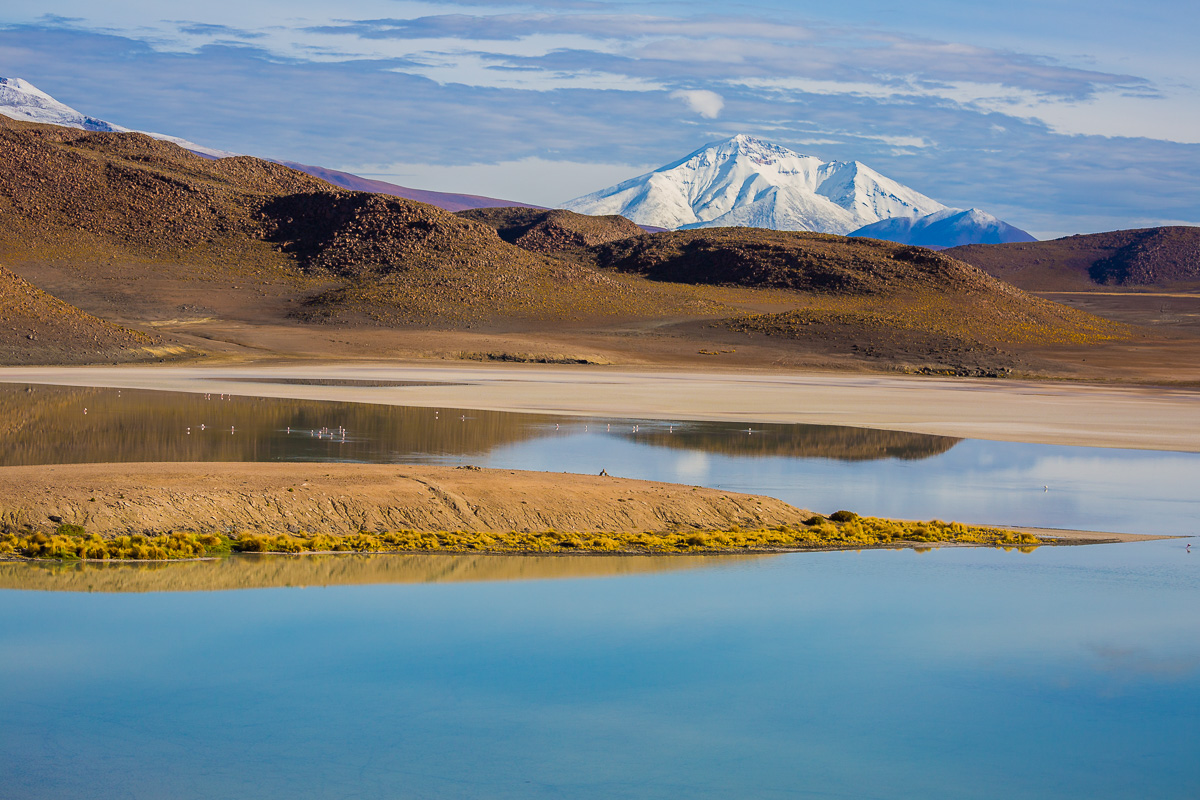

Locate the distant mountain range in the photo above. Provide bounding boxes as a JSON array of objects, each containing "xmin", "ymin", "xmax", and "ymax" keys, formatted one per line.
[
  {"xmin": 850, "ymin": 208, "xmax": 1037, "ymax": 249},
  {"xmin": 0, "ymin": 77, "xmax": 533, "ymax": 213},
  {"xmin": 563, "ymin": 135, "xmax": 1035, "ymax": 246},
  {"xmin": 0, "ymin": 112, "xmax": 1134, "ymax": 374},
  {"xmin": 276, "ymin": 161, "xmax": 543, "ymax": 213}
]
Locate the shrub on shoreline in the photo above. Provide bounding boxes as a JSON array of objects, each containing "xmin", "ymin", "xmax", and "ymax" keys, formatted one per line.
[{"xmin": 0, "ymin": 516, "xmax": 1044, "ymax": 561}]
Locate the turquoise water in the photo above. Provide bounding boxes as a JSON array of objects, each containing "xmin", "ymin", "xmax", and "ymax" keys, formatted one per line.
[
  {"xmin": 1, "ymin": 383, "xmax": 1198, "ymax": 798},
  {"xmin": 2, "ymin": 540, "xmax": 1197, "ymax": 799}
]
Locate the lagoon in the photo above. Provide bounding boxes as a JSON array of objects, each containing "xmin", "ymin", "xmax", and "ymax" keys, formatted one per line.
[
  {"xmin": 1, "ymin": 541, "xmax": 1197, "ymax": 799},
  {"xmin": 1, "ymin": 383, "xmax": 1197, "ymax": 535},
  {"xmin": 1, "ymin": 383, "xmax": 1198, "ymax": 798}
]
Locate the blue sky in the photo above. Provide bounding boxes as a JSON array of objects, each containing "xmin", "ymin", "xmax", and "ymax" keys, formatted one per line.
[{"xmin": 2, "ymin": 0, "xmax": 1197, "ymax": 237}]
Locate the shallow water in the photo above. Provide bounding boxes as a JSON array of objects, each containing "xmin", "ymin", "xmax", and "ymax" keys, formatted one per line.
[
  {"xmin": 1, "ymin": 541, "xmax": 1197, "ymax": 799},
  {"xmin": 1, "ymin": 383, "xmax": 1198, "ymax": 798},
  {"xmin": 1, "ymin": 383, "xmax": 1198, "ymax": 534}
]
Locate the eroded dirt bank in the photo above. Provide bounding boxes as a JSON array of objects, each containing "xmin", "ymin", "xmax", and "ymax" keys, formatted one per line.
[{"xmin": 0, "ymin": 462, "xmax": 813, "ymax": 537}]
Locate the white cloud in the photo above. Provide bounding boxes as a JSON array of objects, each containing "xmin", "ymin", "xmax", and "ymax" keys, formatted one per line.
[{"xmin": 670, "ymin": 89, "xmax": 724, "ymax": 119}]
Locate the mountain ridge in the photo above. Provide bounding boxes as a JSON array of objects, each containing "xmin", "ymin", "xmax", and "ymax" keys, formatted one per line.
[
  {"xmin": 946, "ymin": 227, "xmax": 1200, "ymax": 290},
  {"xmin": 563, "ymin": 135, "xmax": 947, "ymax": 235},
  {"xmin": 851, "ymin": 208, "xmax": 1036, "ymax": 249},
  {"xmin": 279, "ymin": 161, "xmax": 545, "ymax": 213}
]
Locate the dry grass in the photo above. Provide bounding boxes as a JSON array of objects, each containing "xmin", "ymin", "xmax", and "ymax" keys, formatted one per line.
[
  {"xmin": 725, "ymin": 290, "xmax": 1131, "ymax": 348},
  {"xmin": 0, "ymin": 516, "xmax": 1046, "ymax": 560}
]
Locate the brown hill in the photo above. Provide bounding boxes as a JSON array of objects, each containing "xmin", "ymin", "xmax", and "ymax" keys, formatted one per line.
[
  {"xmin": 594, "ymin": 229, "xmax": 1002, "ymax": 293},
  {"xmin": 0, "ymin": 117, "xmax": 710, "ymax": 330},
  {"xmin": 0, "ymin": 117, "xmax": 326, "ymax": 259},
  {"xmin": 0, "ymin": 263, "xmax": 164, "ymax": 364},
  {"xmin": 0, "ymin": 117, "xmax": 1143, "ymax": 376},
  {"xmin": 587, "ymin": 229, "xmax": 1131, "ymax": 372},
  {"xmin": 945, "ymin": 227, "xmax": 1200, "ymax": 291},
  {"xmin": 457, "ymin": 207, "xmax": 643, "ymax": 254}
]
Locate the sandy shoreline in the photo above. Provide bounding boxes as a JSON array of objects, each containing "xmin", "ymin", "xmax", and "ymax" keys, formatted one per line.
[
  {"xmin": 1, "ymin": 361, "xmax": 1199, "ymax": 452},
  {"xmin": 0, "ymin": 463, "xmax": 1166, "ymax": 558}
]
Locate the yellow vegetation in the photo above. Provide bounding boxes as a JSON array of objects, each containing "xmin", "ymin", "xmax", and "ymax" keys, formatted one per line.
[{"xmin": 0, "ymin": 516, "xmax": 1045, "ymax": 561}]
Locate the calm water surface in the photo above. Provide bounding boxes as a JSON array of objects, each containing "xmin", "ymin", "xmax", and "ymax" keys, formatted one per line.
[
  {"xmin": 1, "ymin": 542, "xmax": 1197, "ymax": 799},
  {"xmin": 1, "ymin": 382, "xmax": 1197, "ymax": 798},
  {"xmin": 1, "ymin": 383, "xmax": 1197, "ymax": 534}
]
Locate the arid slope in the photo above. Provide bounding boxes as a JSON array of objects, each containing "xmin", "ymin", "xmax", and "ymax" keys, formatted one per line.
[
  {"xmin": 0, "ymin": 117, "xmax": 715, "ymax": 329},
  {"xmin": 0, "ymin": 117, "xmax": 1148, "ymax": 375},
  {"xmin": 458, "ymin": 207, "xmax": 643, "ymax": 254},
  {"xmin": 0, "ymin": 263, "xmax": 164, "ymax": 364},
  {"xmin": 946, "ymin": 227, "xmax": 1200, "ymax": 291},
  {"xmin": 590, "ymin": 229, "xmax": 1131, "ymax": 373}
]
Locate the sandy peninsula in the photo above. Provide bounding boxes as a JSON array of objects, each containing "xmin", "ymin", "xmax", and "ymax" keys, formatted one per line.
[
  {"xmin": 0, "ymin": 463, "xmax": 1160, "ymax": 563},
  {"xmin": 0, "ymin": 462, "xmax": 814, "ymax": 537}
]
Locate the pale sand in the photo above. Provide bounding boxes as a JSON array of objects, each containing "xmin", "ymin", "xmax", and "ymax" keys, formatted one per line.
[
  {"xmin": 1008, "ymin": 526, "xmax": 1178, "ymax": 543},
  {"xmin": 2, "ymin": 362, "xmax": 1199, "ymax": 451}
]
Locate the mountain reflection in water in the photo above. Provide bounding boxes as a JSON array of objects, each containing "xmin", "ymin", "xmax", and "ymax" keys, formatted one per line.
[
  {"xmin": 0, "ymin": 383, "xmax": 959, "ymax": 466},
  {"xmin": 619, "ymin": 425, "xmax": 959, "ymax": 461}
]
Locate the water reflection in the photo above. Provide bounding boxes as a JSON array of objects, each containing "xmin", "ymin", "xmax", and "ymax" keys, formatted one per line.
[
  {"xmin": 0, "ymin": 542, "xmax": 1196, "ymax": 800},
  {"xmin": 0, "ymin": 383, "xmax": 958, "ymax": 466},
  {"xmin": 619, "ymin": 423, "xmax": 958, "ymax": 460},
  {"xmin": 0, "ymin": 552, "xmax": 768, "ymax": 593},
  {"xmin": 0, "ymin": 384, "xmax": 559, "ymax": 465},
  {"xmin": 4, "ymin": 383, "xmax": 1199, "ymax": 535}
]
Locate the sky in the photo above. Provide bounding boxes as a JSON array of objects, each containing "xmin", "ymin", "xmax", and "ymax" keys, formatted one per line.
[{"xmin": 1, "ymin": 0, "xmax": 1198, "ymax": 237}]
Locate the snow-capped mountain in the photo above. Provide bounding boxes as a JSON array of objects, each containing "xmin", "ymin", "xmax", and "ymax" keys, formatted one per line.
[
  {"xmin": 0, "ymin": 77, "xmax": 122, "ymax": 131},
  {"xmin": 849, "ymin": 208, "xmax": 1036, "ymax": 249},
  {"xmin": 0, "ymin": 77, "xmax": 237, "ymax": 158},
  {"xmin": 562, "ymin": 135, "xmax": 947, "ymax": 235}
]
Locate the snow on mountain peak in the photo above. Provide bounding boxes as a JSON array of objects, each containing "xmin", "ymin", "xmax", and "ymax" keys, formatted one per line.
[
  {"xmin": 0, "ymin": 76, "xmax": 125, "ymax": 132},
  {"xmin": 849, "ymin": 207, "xmax": 1036, "ymax": 248},
  {"xmin": 0, "ymin": 76, "xmax": 238, "ymax": 158},
  {"xmin": 562, "ymin": 135, "xmax": 946, "ymax": 235}
]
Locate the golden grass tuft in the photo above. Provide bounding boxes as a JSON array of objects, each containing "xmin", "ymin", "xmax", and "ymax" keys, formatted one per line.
[{"xmin": 0, "ymin": 517, "xmax": 1045, "ymax": 561}]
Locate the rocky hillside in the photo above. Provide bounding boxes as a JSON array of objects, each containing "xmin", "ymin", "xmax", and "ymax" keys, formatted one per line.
[
  {"xmin": 0, "ymin": 117, "xmax": 323, "ymax": 258},
  {"xmin": 946, "ymin": 227, "xmax": 1200, "ymax": 290},
  {"xmin": 0, "ymin": 116, "xmax": 1136, "ymax": 373},
  {"xmin": 589, "ymin": 228, "xmax": 1131, "ymax": 354},
  {"xmin": 457, "ymin": 207, "xmax": 643, "ymax": 254},
  {"xmin": 0, "ymin": 117, "xmax": 685, "ymax": 327},
  {"xmin": 593, "ymin": 229, "xmax": 1016, "ymax": 294}
]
